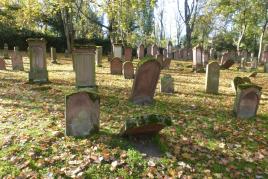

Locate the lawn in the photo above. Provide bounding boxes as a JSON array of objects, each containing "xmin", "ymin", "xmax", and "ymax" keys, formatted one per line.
[{"xmin": 0, "ymin": 53, "xmax": 268, "ymax": 178}]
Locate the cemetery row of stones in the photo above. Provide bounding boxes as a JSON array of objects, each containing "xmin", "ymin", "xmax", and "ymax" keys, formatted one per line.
[{"xmin": 0, "ymin": 38, "xmax": 265, "ymax": 138}]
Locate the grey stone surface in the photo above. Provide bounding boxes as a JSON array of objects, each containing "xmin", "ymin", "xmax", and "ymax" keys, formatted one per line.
[
  {"xmin": 205, "ymin": 62, "xmax": 220, "ymax": 94},
  {"xmin": 11, "ymin": 48, "xmax": 24, "ymax": 71},
  {"xmin": 51, "ymin": 47, "xmax": 57, "ymax": 63},
  {"xmin": 160, "ymin": 74, "xmax": 174, "ymax": 93}
]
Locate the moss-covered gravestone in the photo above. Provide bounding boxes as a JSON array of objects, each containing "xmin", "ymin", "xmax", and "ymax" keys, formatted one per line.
[
  {"xmin": 65, "ymin": 91, "xmax": 100, "ymax": 136},
  {"xmin": 0, "ymin": 58, "xmax": 6, "ymax": 70},
  {"xmin": 120, "ymin": 114, "xmax": 172, "ymax": 137},
  {"xmin": 50, "ymin": 47, "xmax": 57, "ymax": 64},
  {"xmin": 234, "ymin": 84, "xmax": 262, "ymax": 119},
  {"xmin": 130, "ymin": 58, "xmax": 161, "ymax": 105},
  {"xmin": 160, "ymin": 74, "xmax": 174, "ymax": 93},
  {"xmin": 27, "ymin": 38, "xmax": 48, "ymax": 83},
  {"xmin": 123, "ymin": 61, "xmax": 134, "ymax": 79},
  {"xmin": 124, "ymin": 47, "xmax": 132, "ymax": 61},
  {"xmin": 205, "ymin": 62, "xmax": 220, "ymax": 94},
  {"xmin": 11, "ymin": 47, "xmax": 24, "ymax": 71},
  {"xmin": 231, "ymin": 76, "xmax": 251, "ymax": 93},
  {"xmin": 137, "ymin": 44, "xmax": 144, "ymax": 59},
  {"xmin": 72, "ymin": 45, "xmax": 96, "ymax": 88},
  {"xmin": 95, "ymin": 46, "xmax": 103, "ymax": 67},
  {"xmin": 3, "ymin": 43, "xmax": 9, "ymax": 59},
  {"xmin": 110, "ymin": 57, "xmax": 122, "ymax": 75}
]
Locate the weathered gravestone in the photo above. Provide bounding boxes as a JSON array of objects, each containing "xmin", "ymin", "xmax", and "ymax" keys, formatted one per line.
[
  {"xmin": 50, "ymin": 47, "xmax": 57, "ymax": 64},
  {"xmin": 110, "ymin": 57, "xmax": 122, "ymax": 75},
  {"xmin": 0, "ymin": 58, "xmax": 6, "ymax": 70},
  {"xmin": 65, "ymin": 91, "xmax": 100, "ymax": 136},
  {"xmin": 220, "ymin": 59, "xmax": 235, "ymax": 70},
  {"xmin": 3, "ymin": 43, "xmax": 9, "ymax": 59},
  {"xmin": 167, "ymin": 41, "xmax": 173, "ymax": 58},
  {"xmin": 11, "ymin": 47, "xmax": 24, "ymax": 71},
  {"xmin": 231, "ymin": 76, "xmax": 251, "ymax": 93},
  {"xmin": 130, "ymin": 58, "xmax": 161, "ymax": 105},
  {"xmin": 162, "ymin": 58, "xmax": 171, "ymax": 69},
  {"xmin": 147, "ymin": 45, "xmax": 152, "ymax": 56},
  {"xmin": 120, "ymin": 114, "xmax": 172, "ymax": 137},
  {"xmin": 205, "ymin": 62, "xmax": 220, "ymax": 94},
  {"xmin": 151, "ymin": 44, "xmax": 158, "ymax": 56},
  {"xmin": 72, "ymin": 45, "xmax": 96, "ymax": 88},
  {"xmin": 124, "ymin": 47, "xmax": 132, "ymax": 61},
  {"xmin": 160, "ymin": 74, "xmax": 174, "ymax": 93},
  {"xmin": 192, "ymin": 45, "xmax": 204, "ymax": 72},
  {"xmin": 113, "ymin": 44, "xmax": 122, "ymax": 58},
  {"xmin": 202, "ymin": 50, "xmax": 209, "ymax": 67},
  {"xmin": 27, "ymin": 38, "xmax": 49, "ymax": 83},
  {"xmin": 234, "ymin": 84, "xmax": 262, "ymax": 119},
  {"xmin": 95, "ymin": 46, "xmax": 103, "ymax": 67},
  {"xmin": 123, "ymin": 61, "xmax": 134, "ymax": 79},
  {"xmin": 137, "ymin": 44, "xmax": 144, "ymax": 59}
]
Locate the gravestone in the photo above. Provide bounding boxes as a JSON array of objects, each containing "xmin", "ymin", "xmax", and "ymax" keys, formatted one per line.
[
  {"xmin": 250, "ymin": 58, "xmax": 258, "ymax": 70},
  {"xmin": 220, "ymin": 59, "xmax": 235, "ymax": 70},
  {"xmin": 163, "ymin": 58, "xmax": 171, "ymax": 69},
  {"xmin": 124, "ymin": 47, "xmax": 132, "ymax": 61},
  {"xmin": 64, "ymin": 49, "xmax": 69, "ymax": 58},
  {"xmin": 151, "ymin": 44, "xmax": 158, "ymax": 56},
  {"xmin": 264, "ymin": 62, "xmax": 268, "ymax": 73},
  {"xmin": 167, "ymin": 41, "xmax": 173, "ymax": 58},
  {"xmin": 0, "ymin": 58, "xmax": 6, "ymax": 70},
  {"xmin": 234, "ymin": 84, "xmax": 262, "ymax": 119},
  {"xmin": 3, "ymin": 43, "xmax": 9, "ymax": 59},
  {"xmin": 130, "ymin": 59, "xmax": 161, "ymax": 105},
  {"xmin": 123, "ymin": 61, "xmax": 134, "ymax": 79},
  {"xmin": 160, "ymin": 74, "xmax": 174, "ymax": 93},
  {"xmin": 120, "ymin": 114, "xmax": 172, "ymax": 137},
  {"xmin": 51, "ymin": 47, "xmax": 57, "ymax": 64},
  {"xmin": 27, "ymin": 38, "xmax": 48, "ymax": 83},
  {"xmin": 231, "ymin": 76, "xmax": 251, "ymax": 93},
  {"xmin": 202, "ymin": 50, "xmax": 209, "ymax": 67},
  {"xmin": 220, "ymin": 52, "xmax": 229, "ymax": 65},
  {"xmin": 113, "ymin": 44, "xmax": 122, "ymax": 58},
  {"xmin": 11, "ymin": 47, "xmax": 24, "ymax": 71},
  {"xmin": 163, "ymin": 49, "xmax": 167, "ymax": 58},
  {"xmin": 205, "ymin": 62, "xmax": 220, "ymax": 94},
  {"xmin": 137, "ymin": 44, "xmax": 144, "ymax": 59},
  {"xmin": 72, "ymin": 45, "xmax": 96, "ymax": 88},
  {"xmin": 65, "ymin": 91, "xmax": 100, "ymax": 136},
  {"xmin": 147, "ymin": 45, "xmax": 152, "ymax": 56},
  {"xmin": 110, "ymin": 57, "xmax": 122, "ymax": 75},
  {"xmin": 239, "ymin": 58, "xmax": 246, "ymax": 72},
  {"xmin": 95, "ymin": 46, "xmax": 103, "ymax": 67},
  {"xmin": 192, "ymin": 45, "xmax": 203, "ymax": 72}
]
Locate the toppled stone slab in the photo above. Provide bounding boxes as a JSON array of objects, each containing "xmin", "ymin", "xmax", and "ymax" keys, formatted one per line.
[{"xmin": 120, "ymin": 114, "xmax": 172, "ymax": 137}]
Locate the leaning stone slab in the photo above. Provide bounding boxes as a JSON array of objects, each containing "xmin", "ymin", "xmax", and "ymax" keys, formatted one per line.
[
  {"xmin": 231, "ymin": 76, "xmax": 251, "ymax": 93},
  {"xmin": 65, "ymin": 91, "xmax": 100, "ymax": 137},
  {"xmin": 234, "ymin": 84, "xmax": 262, "ymax": 119},
  {"xmin": 110, "ymin": 57, "xmax": 122, "ymax": 75},
  {"xmin": 220, "ymin": 59, "xmax": 235, "ymax": 70},
  {"xmin": 120, "ymin": 114, "xmax": 172, "ymax": 137},
  {"xmin": 205, "ymin": 62, "xmax": 220, "ymax": 94},
  {"xmin": 160, "ymin": 74, "xmax": 174, "ymax": 93},
  {"xmin": 130, "ymin": 58, "xmax": 161, "ymax": 105},
  {"xmin": 0, "ymin": 58, "xmax": 6, "ymax": 70},
  {"xmin": 123, "ymin": 61, "xmax": 134, "ymax": 79}
]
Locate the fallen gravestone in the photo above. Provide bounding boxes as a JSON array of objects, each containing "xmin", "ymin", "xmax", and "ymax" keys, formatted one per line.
[
  {"xmin": 0, "ymin": 58, "xmax": 6, "ymax": 70},
  {"xmin": 120, "ymin": 114, "xmax": 172, "ymax": 137},
  {"xmin": 220, "ymin": 59, "xmax": 235, "ymax": 70},
  {"xmin": 160, "ymin": 74, "xmax": 174, "ymax": 93},
  {"xmin": 234, "ymin": 84, "xmax": 262, "ymax": 119},
  {"xmin": 27, "ymin": 38, "xmax": 49, "ymax": 83},
  {"xmin": 123, "ymin": 61, "xmax": 134, "ymax": 79},
  {"xmin": 130, "ymin": 58, "xmax": 161, "ymax": 105},
  {"xmin": 205, "ymin": 62, "xmax": 220, "ymax": 94},
  {"xmin": 110, "ymin": 57, "xmax": 122, "ymax": 75},
  {"xmin": 65, "ymin": 91, "xmax": 100, "ymax": 136}
]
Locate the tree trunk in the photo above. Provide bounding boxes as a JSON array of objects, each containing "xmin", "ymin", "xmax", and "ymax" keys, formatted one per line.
[
  {"xmin": 61, "ymin": 7, "xmax": 74, "ymax": 54},
  {"xmin": 185, "ymin": 24, "xmax": 192, "ymax": 48},
  {"xmin": 236, "ymin": 25, "xmax": 246, "ymax": 54}
]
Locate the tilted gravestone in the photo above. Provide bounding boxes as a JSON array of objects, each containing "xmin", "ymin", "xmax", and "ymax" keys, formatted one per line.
[
  {"xmin": 110, "ymin": 57, "xmax": 122, "ymax": 75},
  {"xmin": 27, "ymin": 38, "xmax": 49, "ymax": 83},
  {"xmin": 11, "ymin": 47, "xmax": 24, "ymax": 71},
  {"xmin": 0, "ymin": 58, "xmax": 6, "ymax": 70},
  {"xmin": 123, "ymin": 61, "xmax": 134, "ymax": 79},
  {"xmin": 95, "ymin": 46, "xmax": 103, "ymax": 67},
  {"xmin": 124, "ymin": 47, "xmax": 132, "ymax": 61},
  {"xmin": 72, "ymin": 45, "xmax": 96, "ymax": 88},
  {"xmin": 205, "ymin": 62, "xmax": 220, "ymax": 94},
  {"xmin": 120, "ymin": 114, "xmax": 172, "ymax": 137},
  {"xmin": 65, "ymin": 91, "xmax": 100, "ymax": 136},
  {"xmin": 130, "ymin": 58, "xmax": 161, "ymax": 105},
  {"xmin": 160, "ymin": 74, "xmax": 174, "ymax": 93},
  {"xmin": 137, "ymin": 44, "xmax": 144, "ymax": 59},
  {"xmin": 220, "ymin": 59, "xmax": 235, "ymax": 70},
  {"xmin": 231, "ymin": 76, "xmax": 251, "ymax": 93},
  {"xmin": 192, "ymin": 45, "xmax": 204, "ymax": 72},
  {"xmin": 234, "ymin": 84, "xmax": 262, "ymax": 119},
  {"xmin": 51, "ymin": 47, "xmax": 57, "ymax": 64},
  {"xmin": 3, "ymin": 43, "xmax": 9, "ymax": 59},
  {"xmin": 113, "ymin": 44, "xmax": 122, "ymax": 59},
  {"xmin": 163, "ymin": 58, "xmax": 171, "ymax": 69}
]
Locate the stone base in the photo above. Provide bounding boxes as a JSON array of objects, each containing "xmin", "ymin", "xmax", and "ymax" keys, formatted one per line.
[{"xmin": 29, "ymin": 70, "xmax": 49, "ymax": 83}]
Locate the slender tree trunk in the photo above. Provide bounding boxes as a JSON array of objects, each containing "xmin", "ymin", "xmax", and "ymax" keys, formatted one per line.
[
  {"xmin": 61, "ymin": 7, "xmax": 74, "ymax": 54},
  {"xmin": 258, "ymin": 20, "xmax": 268, "ymax": 62},
  {"xmin": 236, "ymin": 24, "xmax": 246, "ymax": 53}
]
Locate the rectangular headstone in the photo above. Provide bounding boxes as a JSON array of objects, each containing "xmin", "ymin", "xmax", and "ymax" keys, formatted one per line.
[
  {"xmin": 95, "ymin": 46, "xmax": 103, "ymax": 67},
  {"xmin": 205, "ymin": 62, "xmax": 220, "ymax": 94},
  {"xmin": 113, "ymin": 44, "xmax": 122, "ymax": 58}
]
